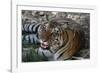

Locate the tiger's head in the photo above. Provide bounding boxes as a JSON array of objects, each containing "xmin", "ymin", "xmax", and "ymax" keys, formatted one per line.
[{"xmin": 38, "ymin": 20, "xmax": 67, "ymax": 52}]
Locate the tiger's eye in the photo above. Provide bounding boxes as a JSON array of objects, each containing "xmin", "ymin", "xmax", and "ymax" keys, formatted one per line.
[{"xmin": 55, "ymin": 39, "xmax": 58, "ymax": 41}]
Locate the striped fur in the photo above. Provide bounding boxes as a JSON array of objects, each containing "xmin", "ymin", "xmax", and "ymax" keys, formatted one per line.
[
  {"xmin": 22, "ymin": 22, "xmax": 40, "ymax": 34},
  {"xmin": 22, "ymin": 34, "xmax": 40, "ymax": 45},
  {"xmin": 22, "ymin": 21, "xmax": 41, "ymax": 45}
]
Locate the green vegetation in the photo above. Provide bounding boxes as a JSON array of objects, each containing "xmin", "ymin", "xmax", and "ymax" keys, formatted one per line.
[{"xmin": 22, "ymin": 44, "xmax": 48, "ymax": 62}]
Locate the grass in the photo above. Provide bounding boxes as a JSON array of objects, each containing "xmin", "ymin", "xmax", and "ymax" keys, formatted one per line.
[{"xmin": 22, "ymin": 44, "xmax": 48, "ymax": 62}]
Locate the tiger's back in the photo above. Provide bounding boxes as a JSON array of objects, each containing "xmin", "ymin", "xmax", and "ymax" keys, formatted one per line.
[{"xmin": 54, "ymin": 29, "xmax": 81, "ymax": 60}]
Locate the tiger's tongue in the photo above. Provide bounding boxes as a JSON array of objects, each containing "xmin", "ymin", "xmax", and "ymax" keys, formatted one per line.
[{"xmin": 40, "ymin": 42, "xmax": 49, "ymax": 48}]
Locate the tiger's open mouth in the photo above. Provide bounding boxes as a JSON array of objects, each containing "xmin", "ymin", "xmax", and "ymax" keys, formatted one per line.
[{"xmin": 40, "ymin": 42, "xmax": 49, "ymax": 49}]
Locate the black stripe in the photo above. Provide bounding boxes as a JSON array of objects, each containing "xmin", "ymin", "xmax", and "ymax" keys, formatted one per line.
[
  {"xmin": 57, "ymin": 49, "xmax": 67, "ymax": 60},
  {"xmin": 24, "ymin": 23, "xmax": 28, "ymax": 31},
  {"xmin": 31, "ymin": 24, "xmax": 35, "ymax": 33},
  {"xmin": 34, "ymin": 24, "xmax": 40, "ymax": 33},
  {"xmin": 22, "ymin": 35, "xmax": 25, "ymax": 41},
  {"xmin": 23, "ymin": 24, "xmax": 25, "ymax": 32},
  {"xmin": 62, "ymin": 30, "xmax": 65, "ymax": 41},
  {"xmin": 32, "ymin": 36, "xmax": 35, "ymax": 44},
  {"xmin": 55, "ymin": 43, "xmax": 65, "ymax": 53},
  {"xmin": 28, "ymin": 35, "xmax": 31, "ymax": 43},
  {"xmin": 27, "ymin": 23, "xmax": 31, "ymax": 32},
  {"xmin": 48, "ymin": 49, "xmax": 53, "ymax": 53},
  {"xmin": 37, "ymin": 48, "xmax": 39, "ymax": 55},
  {"xmin": 25, "ymin": 24, "xmax": 28, "ymax": 32},
  {"xmin": 42, "ymin": 51, "xmax": 47, "ymax": 58},
  {"xmin": 41, "ymin": 46, "xmax": 53, "ymax": 53},
  {"xmin": 36, "ymin": 33, "xmax": 39, "ymax": 39},
  {"xmin": 22, "ymin": 23, "xmax": 28, "ymax": 32},
  {"xmin": 65, "ymin": 30, "xmax": 69, "ymax": 43}
]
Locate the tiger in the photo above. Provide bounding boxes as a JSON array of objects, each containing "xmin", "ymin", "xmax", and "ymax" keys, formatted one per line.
[
  {"xmin": 37, "ymin": 19, "xmax": 81, "ymax": 61},
  {"xmin": 22, "ymin": 18, "xmax": 81, "ymax": 61}
]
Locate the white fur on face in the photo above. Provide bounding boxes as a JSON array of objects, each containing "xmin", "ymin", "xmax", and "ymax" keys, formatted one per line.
[{"xmin": 55, "ymin": 27, "xmax": 59, "ymax": 31}]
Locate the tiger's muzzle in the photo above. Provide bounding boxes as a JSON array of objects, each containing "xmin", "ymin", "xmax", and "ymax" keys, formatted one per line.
[{"xmin": 40, "ymin": 40, "xmax": 50, "ymax": 49}]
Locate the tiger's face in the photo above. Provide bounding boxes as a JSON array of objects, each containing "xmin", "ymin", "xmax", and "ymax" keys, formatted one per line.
[{"xmin": 38, "ymin": 22, "xmax": 64, "ymax": 51}]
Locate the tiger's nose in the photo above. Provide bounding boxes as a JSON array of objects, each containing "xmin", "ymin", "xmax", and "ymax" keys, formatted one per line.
[
  {"xmin": 40, "ymin": 40, "xmax": 48, "ymax": 44},
  {"xmin": 43, "ymin": 41, "xmax": 48, "ymax": 45}
]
